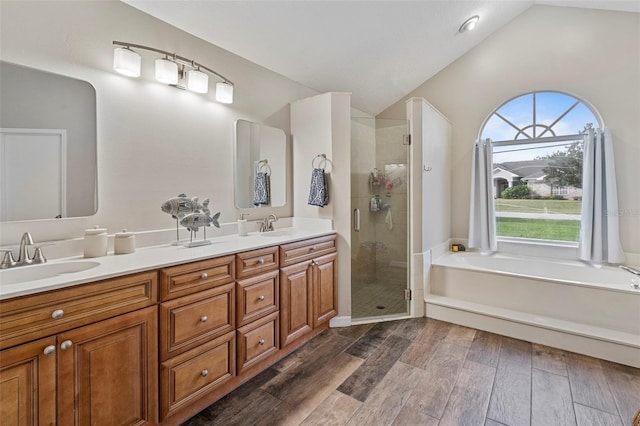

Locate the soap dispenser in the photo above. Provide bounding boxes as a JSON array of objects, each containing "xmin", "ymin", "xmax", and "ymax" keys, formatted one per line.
[{"xmin": 238, "ymin": 213, "xmax": 249, "ymax": 237}]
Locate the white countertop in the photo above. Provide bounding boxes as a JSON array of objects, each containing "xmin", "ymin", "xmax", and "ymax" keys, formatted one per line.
[{"xmin": 0, "ymin": 227, "xmax": 336, "ymax": 300}]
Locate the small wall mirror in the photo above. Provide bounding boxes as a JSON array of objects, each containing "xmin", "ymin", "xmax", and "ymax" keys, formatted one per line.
[
  {"xmin": 0, "ymin": 61, "xmax": 97, "ymax": 221},
  {"xmin": 234, "ymin": 119, "xmax": 286, "ymax": 209}
]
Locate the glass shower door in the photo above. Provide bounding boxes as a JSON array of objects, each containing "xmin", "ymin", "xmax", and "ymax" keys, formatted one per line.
[{"xmin": 351, "ymin": 117, "xmax": 410, "ymax": 320}]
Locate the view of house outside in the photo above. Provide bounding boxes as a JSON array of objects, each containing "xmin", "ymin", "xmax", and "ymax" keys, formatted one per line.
[{"xmin": 480, "ymin": 91, "xmax": 600, "ymax": 243}]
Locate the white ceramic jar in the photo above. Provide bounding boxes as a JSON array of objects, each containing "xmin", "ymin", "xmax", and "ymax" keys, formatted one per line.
[
  {"xmin": 83, "ymin": 225, "xmax": 108, "ymax": 258},
  {"xmin": 114, "ymin": 229, "xmax": 136, "ymax": 255}
]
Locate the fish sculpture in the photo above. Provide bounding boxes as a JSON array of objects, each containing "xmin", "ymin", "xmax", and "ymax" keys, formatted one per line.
[
  {"xmin": 161, "ymin": 194, "xmax": 210, "ymax": 219},
  {"xmin": 180, "ymin": 211, "xmax": 221, "ymax": 233}
]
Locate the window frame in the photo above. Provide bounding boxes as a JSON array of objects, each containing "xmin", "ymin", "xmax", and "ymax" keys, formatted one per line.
[{"xmin": 478, "ymin": 90, "xmax": 603, "ymax": 253}]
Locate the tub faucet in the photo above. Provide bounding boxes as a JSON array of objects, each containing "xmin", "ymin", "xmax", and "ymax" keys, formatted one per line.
[
  {"xmin": 16, "ymin": 232, "xmax": 34, "ymax": 266},
  {"xmin": 619, "ymin": 265, "xmax": 640, "ymax": 276},
  {"xmin": 259, "ymin": 214, "xmax": 278, "ymax": 232}
]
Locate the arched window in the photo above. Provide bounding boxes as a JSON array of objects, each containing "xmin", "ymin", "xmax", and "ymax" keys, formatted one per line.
[{"xmin": 479, "ymin": 91, "xmax": 602, "ymax": 244}]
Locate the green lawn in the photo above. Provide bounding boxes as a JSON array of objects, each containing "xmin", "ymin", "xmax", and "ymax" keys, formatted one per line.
[
  {"xmin": 495, "ymin": 199, "xmax": 581, "ymax": 214},
  {"xmin": 496, "ymin": 217, "xmax": 580, "ymax": 241}
]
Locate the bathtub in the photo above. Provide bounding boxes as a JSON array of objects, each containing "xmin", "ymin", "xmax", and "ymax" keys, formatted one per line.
[{"xmin": 426, "ymin": 251, "xmax": 640, "ymax": 367}]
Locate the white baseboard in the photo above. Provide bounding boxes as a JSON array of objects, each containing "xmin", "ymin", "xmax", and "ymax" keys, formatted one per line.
[{"xmin": 329, "ymin": 316, "xmax": 352, "ymax": 328}]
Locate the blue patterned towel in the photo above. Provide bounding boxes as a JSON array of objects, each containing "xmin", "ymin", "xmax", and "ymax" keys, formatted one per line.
[
  {"xmin": 308, "ymin": 168, "xmax": 329, "ymax": 207},
  {"xmin": 253, "ymin": 172, "xmax": 270, "ymax": 206}
]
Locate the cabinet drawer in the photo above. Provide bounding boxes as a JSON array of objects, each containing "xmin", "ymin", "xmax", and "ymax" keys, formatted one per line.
[
  {"xmin": 0, "ymin": 271, "xmax": 157, "ymax": 350},
  {"xmin": 236, "ymin": 312, "xmax": 278, "ymax": 373},
  {"xmin": 160, "ymin": 255, "xmax": 234, "ymax": 301},
  {"xmin": 236, "ymin": 246, "xmax": 278, "ymax": 279},
  {"xmin": 279, "ymin": 235, "xmax": 336, "ymax": 267},
  {"xmin": 159, "ymin": 283, "xmax": 235, "ymax": 361},
  {"xmin": 236, "ymin": 270, "xmax": 279, "ymax": 327},
  {"xmin": 160, "ymin": 331, "xmax": 235, "ymax": 420}
]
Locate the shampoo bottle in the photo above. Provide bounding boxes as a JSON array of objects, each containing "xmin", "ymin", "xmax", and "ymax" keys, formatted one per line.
[{"xmin": 238, "ymin": 213, "xmax": 249, "ymax": 236}]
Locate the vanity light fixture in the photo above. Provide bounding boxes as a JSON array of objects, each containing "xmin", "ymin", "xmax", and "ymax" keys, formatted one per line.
[
  {"xmin": 112, "ymin": 41, "xmax": 234, "ymax": 104},
  {"xmin": 459, "ymin": 15, "xmax": 480, "ymax": 33}
]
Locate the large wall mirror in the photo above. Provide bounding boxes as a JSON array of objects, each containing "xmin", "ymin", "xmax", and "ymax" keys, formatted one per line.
[
  {"xmin": 234, "ymin": 119, "xmax": 287, "ymax": 209},
  {"xmin": 0, "ymin": 61, "xmax": 97, "ymax": 221}
]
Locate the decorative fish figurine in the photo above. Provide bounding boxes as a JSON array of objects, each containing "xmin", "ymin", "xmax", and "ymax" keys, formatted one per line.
[
  {"xmin": 180, "ymin": 211, "xmax": 220, "ymax": 233},
  {"xmin": 161, "ymin": 194, "xmax": 210, "ymax": 219}
]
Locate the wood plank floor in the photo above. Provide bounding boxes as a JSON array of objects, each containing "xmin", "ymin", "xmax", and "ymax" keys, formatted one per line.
[{"xmin": 182, "ymin": 318, "xmax": 640, "ymax": 426}]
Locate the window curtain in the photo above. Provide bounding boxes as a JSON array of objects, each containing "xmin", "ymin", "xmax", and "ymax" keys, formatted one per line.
[
  {"xmin": 468, "ymin": 138, "xmax": 497, "ymax": 252},
  {"xmin": 578, "ymin": 128, "xmax": 625, "ymax": 264}
]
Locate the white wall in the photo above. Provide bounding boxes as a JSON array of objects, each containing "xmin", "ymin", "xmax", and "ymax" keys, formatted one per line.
[
  {"xmin": 0, "ymin": 1, "xmax": 318, "ymax": 246},
  {"xmin": 380, "ymin": 5, "xmax": 640, "ymax": 255},
  {"xmin": 291, "ymin": 92, "xmax": 352, "ymax": 319}
]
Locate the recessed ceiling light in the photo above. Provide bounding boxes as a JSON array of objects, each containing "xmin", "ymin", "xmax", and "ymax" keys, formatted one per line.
[{"xmin": 459, "ymin": 15, "xmax": 480, "ymax": 33}]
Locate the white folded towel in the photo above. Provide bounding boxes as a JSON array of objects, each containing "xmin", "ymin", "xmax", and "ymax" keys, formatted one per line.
[{"xmin": 385, "ymin": 207, "xmax": 393, "ymax": 230}]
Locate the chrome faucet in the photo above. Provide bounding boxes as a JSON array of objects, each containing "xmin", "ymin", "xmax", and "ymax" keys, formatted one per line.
[
  {"xmin": 620, "ymin": 265, "xmax": 640, "ymax": 290},
  {"xmin": 259, "ymin": 214, "xmax": 278, "ymax": 232},
  {"xmin": 0, "ymin": 232, "xmax": 48, "ymax": 269},
  {"xmin": 16, "ymin": 232, "xmax": 34, "ymax": 266},
  {"xmin": 619, "ymin": 265, "xmax": 640, "ymax": 276}
]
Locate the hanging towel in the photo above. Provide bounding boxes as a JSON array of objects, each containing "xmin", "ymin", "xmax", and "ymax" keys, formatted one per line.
[
  {"xmin": 308, "ymin": 168, "xmax": 329, "ymax": 207},
  {"xmin": 253, "ymin": 172, "xmax": 271, "ymax": 206},
  {"xmin": 385, "ymin": 207, "xmax": 393, "ymax": 230}
]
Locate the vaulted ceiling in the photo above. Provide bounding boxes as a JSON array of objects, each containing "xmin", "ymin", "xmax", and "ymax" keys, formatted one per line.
[{"xmin": 124, "ymin": 1, "xmax": 640, "ymax": 116}]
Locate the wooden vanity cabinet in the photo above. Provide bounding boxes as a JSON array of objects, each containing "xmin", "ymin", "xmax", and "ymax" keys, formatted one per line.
[
  {"xmin": 279, "ymin": 236, "xmax": 337, "ymax": 348},
  {"xmin": 0, "ymin": 271, "xmax": 159, "ymax": 426},
  {"xmin": 0, "ymin": 337, "xmax": 56, "ymax": 425}
]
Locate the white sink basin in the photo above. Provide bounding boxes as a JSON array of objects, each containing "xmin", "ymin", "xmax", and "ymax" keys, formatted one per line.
[
  {"xmin": 259, "ymin": 229, "xmax": 294, "ymax": 237},
  {"xmin": 0, "ymin": 261, "xmax": 100, "ymax": 285}
]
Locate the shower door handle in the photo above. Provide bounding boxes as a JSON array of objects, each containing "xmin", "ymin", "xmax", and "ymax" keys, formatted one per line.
[{"xmin": 353, "ymin": 208, "xmax": 360, "ymax": 232}]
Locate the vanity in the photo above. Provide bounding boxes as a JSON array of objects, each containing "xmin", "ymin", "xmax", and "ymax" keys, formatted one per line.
[{"xmin": 0, "ymin": 229, "xmax": 337, "ymax": 425}]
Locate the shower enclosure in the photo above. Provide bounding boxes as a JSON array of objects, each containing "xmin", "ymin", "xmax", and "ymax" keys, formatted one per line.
[{"xmin": 351, "ymin": 117, "xmax": 410, "ymax": 320}]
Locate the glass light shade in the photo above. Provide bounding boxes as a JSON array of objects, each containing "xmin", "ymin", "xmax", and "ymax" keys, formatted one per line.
[
  {"xmin": 216, "ymin": 82, "xmax": 234, "ymax": 104},
  {"xmin": 155, "ymin": 58, "xmax": 178, "ymax": 85},
  {"xmin": 187, "ymin": 69, "xmax": 209, "ymax": 93},
  {"xmin": 113, "ymin": 47, "xmax": 141, "ymax": 77}
]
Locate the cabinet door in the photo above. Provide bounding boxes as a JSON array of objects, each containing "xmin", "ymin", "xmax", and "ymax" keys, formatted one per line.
[
  {"xmin": 58, "ymin": 306, "xmax": 158, "ymax": 426},
  {"xmin": 279, "ymin": 261, "xmax": 313, "ymax": 348},
  {"xmin": 0, "ymin": 337, "xmax": 56, "ymax": 426},
  {"xmin": 312, "ymin": 252, "xmax": 338, "ymax": 328}
]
